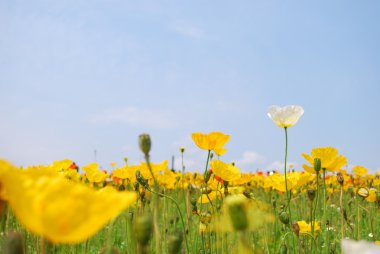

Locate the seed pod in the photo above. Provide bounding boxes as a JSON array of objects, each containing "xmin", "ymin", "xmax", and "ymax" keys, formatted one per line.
[
  {"xmin": 168, "ymin": 233, "xmax": 183, "ymax": 254},
  {"xmin": 307, "ymin": 189, "xmax": 316, "ymax": 201},
  {"xmin": 314, "ymin": 158, "xmax": 321, "ymax": 173},
  {"xmin": 135, "ymin": 214, "xmax": 153, "ymax": 247},
  {"xmin": 279, "ymin": 211, "xmax": 289, "ymax": 225},
  {"xmin": 138, "ymin": 133, "xmax": 151, "ymax": 156}
]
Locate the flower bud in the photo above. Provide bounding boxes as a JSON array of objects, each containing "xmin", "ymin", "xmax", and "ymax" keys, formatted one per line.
[
  {"xmin": 134, "ymin": 182, "xmax": 140, "ymax": 191},
  {"xmin": 168, "ymin": 233, "xmax": 183, "ymax": 254},
  {"xmin": 307, "ymin": 189, "xmax": 316, "ymax": 201},
  {"xmin": 201, "ymin": 187, "xmax": 212, "ymax": 195},
  {"xmin": 180, "ymin": 147, "xmax": 185, "ymax": 153},
  {"xmin": 135, "ymin": 214, "xmax": 153, "ymax": 247},
  {"xmin": 314, "ymin": 158, "xmax": 321, "ymax": 173},
  {"xmin": 226, "ymin": 196, "xmax": 248, "ymax": 231},
  {"xmin": 357, "ymin": 187, "xmax": 369, "ymax": 198},
  {"xmin": 138, "ymin": 134, "xmax": 151, "ymax": 156},
  {"xmin": 123, "ymin": 157, "xmax": 128, "ymax": 164},
  {"xmin": 204, "ymin": 170, "xmax": 211, "ymax": 183},
  {"xmin": 336, "ymin": 172, "xmax": 344, "ymax": 186},
  {"xmin": 279, "ymin": 211, "xmax": 289, "ymax": 225},
  {"xmin": 3, "ymin": 232, "xmax": 24, "ymax": 254}
]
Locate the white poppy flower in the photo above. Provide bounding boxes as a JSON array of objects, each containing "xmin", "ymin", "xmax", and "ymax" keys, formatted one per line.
[
  {"xmin": 267, "ymin": 105, "xmax": 304, "ymax": 128},
  {"xmin": 341, "ymin": 239, "xmax": 380, "ymax": 254}
]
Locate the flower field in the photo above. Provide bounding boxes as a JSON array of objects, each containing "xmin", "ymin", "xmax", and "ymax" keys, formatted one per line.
[{"xmin": 0, "ymin": 106, "xmax": 379, "ymax": 254}]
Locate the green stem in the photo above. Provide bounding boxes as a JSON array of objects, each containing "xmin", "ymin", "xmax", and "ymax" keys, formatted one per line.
[
  {"xmin": 283, "ymin": 127, "xmax": 296, "ymax": 254},
  {"xmin": 148, "ymin": 188, "xmax": 190, "ymax": 254}
]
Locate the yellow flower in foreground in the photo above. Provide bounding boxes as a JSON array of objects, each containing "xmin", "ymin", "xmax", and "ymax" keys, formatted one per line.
[
  {"xmin": 0, "ymin": 161, "xmax": 136, "ymax": 243},
  {"xmin": 210, "ymin": 160, "xmax": 240, "ymax": 182},
  {"xmin": 211, "ymin": 194, "xmax": 274, "ymax": 233},
  {"xmin": 192, "ymin": 132, "xmax": 230, "ymax": 151},
  {"xmin": 267, "ymin": 105, "xmax": 304, "ymax": 128},
  {"xmin": 352, "ymin": 165, "xmax": 368, "ymax": 177},
  {"xmin": 297, "ymin": 220, "xmax": 320, "ymax": 234},
  {"xmin": 302, "ymin": 147, "xmax": 347, "ymax": 173}
]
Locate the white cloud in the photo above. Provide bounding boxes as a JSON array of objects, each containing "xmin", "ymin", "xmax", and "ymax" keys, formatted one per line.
[
  {"xmin": 236, "ymin": 151, "xmax": 266, "ymax": 166},
  {"xmin": 174, "ymin": 23, "xmax": 204, "ymax": 39},
  {"xmin": 90, "ymin": 107, "xmax": 178, "ymax": 129}
]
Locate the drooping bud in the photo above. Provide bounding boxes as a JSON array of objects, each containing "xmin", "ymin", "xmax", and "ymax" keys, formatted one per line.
[
  {"xmin": 279, "ymin": 211, "xmax": 289, "ymax": 225},
  {"xmin": 2, "ymin": 232, "xmax": 24, "ymax": 254},
  {"xmin": 225, "ymin": 195, "xmax": 248, "ymax": 231},
  {"xmin": 337, "ymin": 172, "xmax": 344, "ymax": 186},
  {"xmin": 357, "ymin": 187, "xmax": 369, "ymax": 198},
  {"xmin": 307, "ymin": 189, "xmax": 316, "ymax": 201},
  {"xmin": 168, "ymin": 233, "xmax": 183, "ymax": 254},
  {"xmin": 135, "ymin": 214, "xmax": 153, "ymax": 247},
  {"xmin": 138, "ymin": 134, "xmax": 151, "ymax": 156},
  {"xmin": 314, "ymin": 158, "xmax": 321, "ymax": 173}
]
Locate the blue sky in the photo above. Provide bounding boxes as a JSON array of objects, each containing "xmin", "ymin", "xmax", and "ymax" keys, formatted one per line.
[{"xmin": 1, "ymin": 1, "xmax": 379, "ymax": 173}]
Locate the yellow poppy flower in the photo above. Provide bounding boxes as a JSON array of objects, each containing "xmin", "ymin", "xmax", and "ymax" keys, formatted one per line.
[
  {"xmin": 198, "ymin": 191, "xmax": 221, "ymax": 204},
  {"xmin": 112, "ymin": 166, "xmax": 134, "ymax": 180},
  {"xmin": 0, "ymin": 161, "xmax": 136, "ymax": 243},
  {"xmin": 366, "ymin": 189, "xmax": 378, "ymax": 202},
  {"xmin": 267, "ymin": 105, "xmax": 304, "ymax": 128},
  {"xmin": 191, "ymin": 132, "xmax": 230, "ymax": 151},
  {"xmin": 352, "ymin": 166, "xmax": 368, "ymax": 177},
  {"xmin": 214, "ymin": 148, "xmax": 227, "ymax": 156},
  {"xmin": 297, "ymin": 220, "xmax": 320, "ymax": 234},
  {"xmin": 210, "ymin": 160, "xmax": 240, "ymax": 182},
  {"xmin": 302, "ymin": 147, "xmax": 347, "ymax": 173}
]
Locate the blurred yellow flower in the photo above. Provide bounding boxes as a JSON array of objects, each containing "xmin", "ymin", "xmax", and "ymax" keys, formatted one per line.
[
  {"xmin": 297, "ymin": 220, "xmax": 320, "ymax": 234},
  {"xmin": 198, "ymin": 191, "xmax": 221, "ymax": 204},
  {"xmin": 112, "ymin": 166, "xmax": 134, "ymax": 180},
  {"xmin": 210, "ymin": 160, "xmax": 240, "ymax": 182},
  {"xmin": 302, "ymin": 147, "xmax": 347, "ymax": 173},
  {"xmin": 191, "ymin": 132, "xmax": 230, "ymax": 151},
  {"xmin": 366, "ymin": 188, "xmax": 378, "ymax": 202},
  {"xmin": 267, "ymin": 105, "xmax": 304, "ymax": 128},
  {"xmin": 352, "ymin": 166, "xmax": 368, "ymax": 177},
  {"xmin": 0, "ymin": 161, "xmax": 136, "ymax": 243},
  {"xmin": 214, "ymin": 147, "xmax": 227, "ymax": 156}
]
